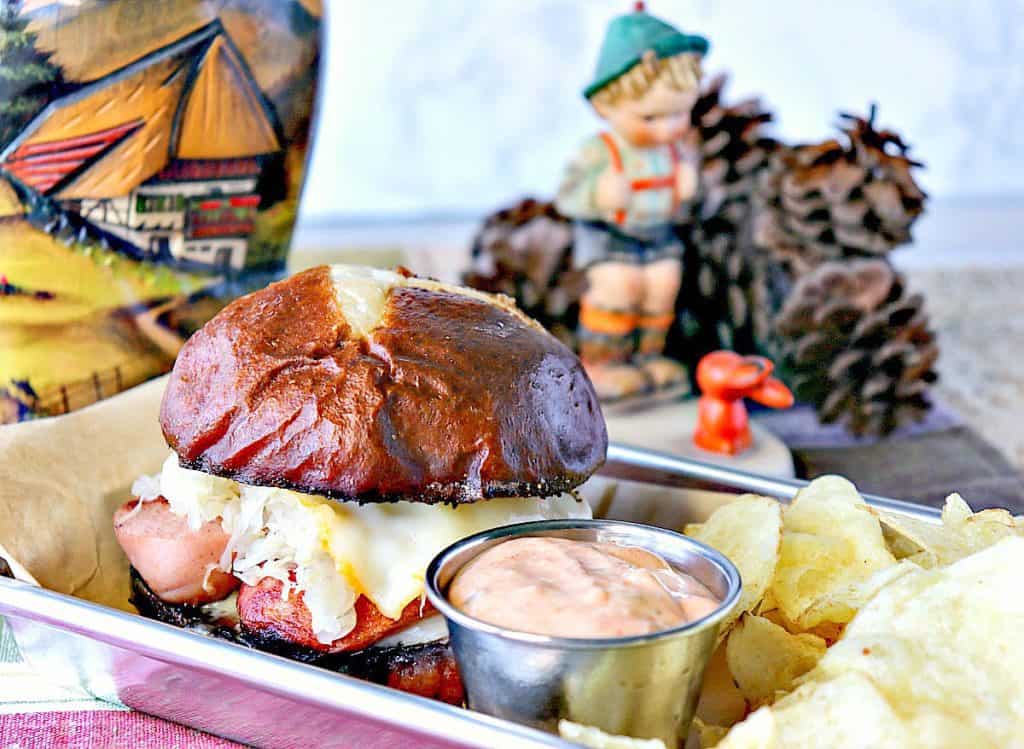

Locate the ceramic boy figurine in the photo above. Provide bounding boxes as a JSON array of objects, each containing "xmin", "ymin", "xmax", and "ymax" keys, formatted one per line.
[{"xmin": 557, "ymin": 3, "xmax": 708, "ymax": 400}]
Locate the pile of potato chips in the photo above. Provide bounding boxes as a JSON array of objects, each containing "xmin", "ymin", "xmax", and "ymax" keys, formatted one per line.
[{"xmin": 684, "ymin": 476, "xmax": 1024, "ymax": 749}]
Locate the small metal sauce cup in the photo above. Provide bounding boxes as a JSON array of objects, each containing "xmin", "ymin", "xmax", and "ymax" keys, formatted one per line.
[{"xmin": 425, "ymin": 519, "xmax": 741, "ymax": 748}]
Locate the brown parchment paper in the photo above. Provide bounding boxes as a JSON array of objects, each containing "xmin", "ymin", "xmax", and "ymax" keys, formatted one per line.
[{"xmin": 0, "ymin": 376, "xmax": 169, "ymax": 610}]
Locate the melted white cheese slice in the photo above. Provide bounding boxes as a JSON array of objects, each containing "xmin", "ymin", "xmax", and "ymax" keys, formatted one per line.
[
  {"xmin": 374, "ymin": 614, "xmax": 449, "ymax": 648},
  {"xmin": 136, "ymin": 454, "xmax": 591, "ymax": 645}
]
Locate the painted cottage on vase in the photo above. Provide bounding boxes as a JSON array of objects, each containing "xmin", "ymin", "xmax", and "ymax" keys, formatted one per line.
[{"xmin": 0, "ymin": 20, "xmax": 282, "ymax": 272}]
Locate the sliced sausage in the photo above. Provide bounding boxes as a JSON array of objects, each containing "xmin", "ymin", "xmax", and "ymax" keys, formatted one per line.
[
  {"xmin": 385, "ymin": 645, "xmax": 464, "ymax": 704},
  {"xmin": 237, "ymin": 576, "xmax": 432, "ymax": 653},
  {"xmin": 114, "ymin": 498, "xmax": 238, "ymax": 605}
]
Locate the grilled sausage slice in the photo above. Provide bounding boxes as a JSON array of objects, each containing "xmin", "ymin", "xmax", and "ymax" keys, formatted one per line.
[
  {"xmin": 237, "ymin": 576, "xmax": 431, "ymax": 653},
  {"xmin": 114, "ymin": 498, "xmax": 238, "ymax": 605}
]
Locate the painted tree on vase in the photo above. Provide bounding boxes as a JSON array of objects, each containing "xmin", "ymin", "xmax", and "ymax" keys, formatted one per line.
[
  {"xmin": 556, "ymin": 3, "xmax": 708, "ymax": 401},
  {"xmin": 0, "ymin": 0, "xmax": 63, "ymax": 149}
]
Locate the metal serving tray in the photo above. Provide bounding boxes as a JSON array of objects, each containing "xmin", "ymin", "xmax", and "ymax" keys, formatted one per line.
[{"xmin": 0, "ymin": 445, "xmax": 940, "ymax": 749}]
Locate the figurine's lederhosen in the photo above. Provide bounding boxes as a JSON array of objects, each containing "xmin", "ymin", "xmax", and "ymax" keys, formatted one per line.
[
  {"xmin": 556, "ymin": 132, "xmax": 690, "ymax": 376},
  {"xmin": 570, "ymin": 132, "xmax": 686, "ymax": 269}
]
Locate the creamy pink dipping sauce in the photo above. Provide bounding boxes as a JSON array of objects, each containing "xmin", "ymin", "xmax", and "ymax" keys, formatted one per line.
[{"xmin": 448, "ymin": 537, "xmax": 721, "ymax": 638}]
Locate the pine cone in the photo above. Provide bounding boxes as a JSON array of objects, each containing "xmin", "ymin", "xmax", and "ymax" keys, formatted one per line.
[
  {"xmin": 753, "ymin": 104, "xmax": 926, "ymax": 271},
  {"xmin": 690, "ymin": 74, "xmax": 780, "ymax": 228},
  {"xmin": 679, "ymin": 104, "xmax": 933, "ymax": 436},
  {"xmin": 686, "ymin": 74, "xmax": 779, "ymax": 277},
  {"xmin": 671, "ymin": 75, "xmax": 782, "ymax": 360},
  {"xmin": 462, "ymin": 198, "xmax": 582, "ymax": 344},
  {"xmin": 774, "ymin": 259, "xmax": 938, "ymax": 436}
]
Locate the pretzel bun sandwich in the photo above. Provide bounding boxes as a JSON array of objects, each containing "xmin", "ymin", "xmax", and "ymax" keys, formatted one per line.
[{"xmin": 114, "ymin": 265, "xmax": 606, "ymax": 703}]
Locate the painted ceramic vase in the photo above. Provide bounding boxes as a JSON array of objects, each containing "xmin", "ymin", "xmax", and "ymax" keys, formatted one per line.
[{"xmin": 0, "ymin": 0, "xmax": 322, "ymax": 422}]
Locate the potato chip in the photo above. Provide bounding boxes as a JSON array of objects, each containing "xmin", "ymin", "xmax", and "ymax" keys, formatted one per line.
[
  {"xmin": 813, "ymin": 538, "xmax": 1024, "ymax": 735},
  {"xmin": 784, "ymin": 477, "xmax": 893, "ymax": 564},
  {"xmin": 686, "ymin": 494, "xmax": 783, "ymax": 630},
  {"xmin": 725, "ymin": 614, "xmax": 826, "ymax": 708},
  {"xmin": 769, "ymin": 476, "xmax": 894, "ymax": 625},
  {"xmin": 716, "ymin": 672, "xmax": 913, "ymax": 749},
  {"xmin": 695, "ymin": 640, "xmax": 748, "ymax": 729},
  {"xmin": 768, "ymin": 618, "xmax": 845, "ymax": 646},
  {"xmin": 756, "ymin": 605, "xmax": 788, "ymax": 629},
  {"xmin": 558, "ymin": 720, "xmax": 667, "ymax": 749},
  {"xmin": 939, "ymin": 493, "xmax": 970, "ymax": 523},
  {"xmin": 688, "ymin": 718, "xmax": 729, "ymax": 749},
  {"xmin": 878, "ymin": 493, "xmax": 1021, "ymax": 568},
  {"xmin": 903, "ymin": 549, "xmax": 938, "ymax": 568},
  {"xmin": 718, "ymin": 538, "xmax": 1024, "ymax": 748},
  {"xmin": 876, "ymin": 511, "xmax": 945, "ymax": 566},
  {"xmin": 793, "ymin": 560, "xmax": 918, "ymax": 631},
  {"xmin": 878, "ymin": 523, "xmax": 926, "ymax": 560}
]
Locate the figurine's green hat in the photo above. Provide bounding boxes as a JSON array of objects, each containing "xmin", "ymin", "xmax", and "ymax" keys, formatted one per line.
[{"xmin": 583, "ymin": 2, "xmax": 709, "ymax": 99}]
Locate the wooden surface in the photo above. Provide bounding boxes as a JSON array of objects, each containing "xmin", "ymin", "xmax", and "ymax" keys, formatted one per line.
[{"xmin": 795, "ymin": 426, "xmax": 1024, "ymax": 513}]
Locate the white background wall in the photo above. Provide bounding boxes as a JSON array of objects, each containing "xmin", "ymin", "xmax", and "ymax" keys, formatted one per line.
[{"xmin": 300, "ymin": 0, "xmax": 1024, "ymax": 223}]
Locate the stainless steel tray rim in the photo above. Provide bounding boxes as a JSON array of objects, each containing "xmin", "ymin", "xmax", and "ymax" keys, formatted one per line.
[
  {"xmin": 0, "ymin": 578, "xmax": 573, "ymax": 749},
  {"xmin": 602, "ymin": 442, "xmax": 942, "ymax": 522}
]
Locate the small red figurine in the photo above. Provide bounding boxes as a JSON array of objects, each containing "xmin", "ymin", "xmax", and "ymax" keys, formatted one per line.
[{"xmin": 694, "ymin": 351, "xmax": 794, "ymax": 455}]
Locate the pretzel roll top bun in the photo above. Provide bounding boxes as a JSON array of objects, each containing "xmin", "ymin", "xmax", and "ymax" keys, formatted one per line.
[{"xmin": 160, "ymin": 265, "xmax": 607, "ymax": 504}]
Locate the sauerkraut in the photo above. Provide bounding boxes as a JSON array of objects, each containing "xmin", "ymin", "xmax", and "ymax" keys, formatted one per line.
[{"xmin": 132, "ymin": 454, "xmax": 592, "ymax": 645}]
